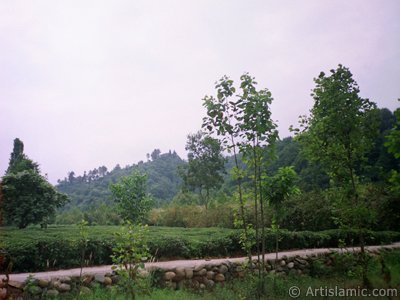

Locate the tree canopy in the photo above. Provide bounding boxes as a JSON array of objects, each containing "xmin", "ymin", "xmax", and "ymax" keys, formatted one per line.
[
  {"xmin": 110, "ymin": 171, "xmax": 153, "ymax": 223},
  {"xmin": 1, "ymin": 138, "xmax": 68, "ymax": 228},
  {"xmin": 179, "ymin": 131, "xmax": 225, "ymax": 209},
  {"xmin": 294, "ymin": 64, "xmax": 379, "ymax": 185}
]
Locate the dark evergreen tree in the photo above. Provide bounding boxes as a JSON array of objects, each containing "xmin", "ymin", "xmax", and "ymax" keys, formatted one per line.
[{"xmin": 1, "ymin": 138, "xmax": 68, "ymax": 228}]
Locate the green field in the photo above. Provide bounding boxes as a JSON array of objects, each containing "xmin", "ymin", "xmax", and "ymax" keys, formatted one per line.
[
  {"xmin": 1, "ymin": 225, "xmax": 235, "ymax": 245},
  {"xmin": 1, "ymin": 225, "xmax": 400, "ymax": 273}
]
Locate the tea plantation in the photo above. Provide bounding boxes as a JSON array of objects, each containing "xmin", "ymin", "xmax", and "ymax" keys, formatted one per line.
[{"xmin": 1, "ymin": 225, "xmax": 399, "ymax": 273}]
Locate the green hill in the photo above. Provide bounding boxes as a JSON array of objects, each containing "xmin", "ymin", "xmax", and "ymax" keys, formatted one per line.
[{"xmin": 56, "ymin": 150, "xmax": 185, "ymax": 210}]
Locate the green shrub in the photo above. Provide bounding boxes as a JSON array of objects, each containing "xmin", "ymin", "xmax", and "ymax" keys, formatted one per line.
[
  {"xmin": 2, "ymin": 225, "xmax": 399, "ymax": 273},
  {"xmin": 148, "ymin": 237, "xmax": 193, "ymax": 258}
]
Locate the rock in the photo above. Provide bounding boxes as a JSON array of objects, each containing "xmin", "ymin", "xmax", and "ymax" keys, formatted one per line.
[
  {"xmin": 175, "ymin": 268, "xmax": 185, "ymax": 278},
  {"xmin": 277, "ymin": 271, "xmax": 286, "ymax": 277},
  {"xmin": 80, "ymin": 286, "xmax": 92, "ymax": 295},
  {"xmin": 206, "ymin": 271, "xmax": 215, "ymax": 280},
  {"xmin": 280, "ymin": 260, "xmax": 286, "ymax": 267},
  {"xmin": 219, "ymin": 265, "xmax": 228, "ymax": 274},
  {"xmin": 295, "ymin": 258, "xmax": 308, "ymax": 265},
  {"xmin": 200, "ymin": 283, "xmax": 206, "ymax": 289},
  {"xmin": 191, "ymin": 279, "xmax": 200, "ymax": 289},
  {"xmin": 185, "ymin": 268, "xmax": 193, "ymax": 279},
  {"xmin": 287, "ymin": 262, "xmax": 295, "ymax": 269},
  {"xmin": 8, "ymin": 280, "xmax": 24, "ymax": 289},
  {"xmin": 82, "ymin": 274, "xmax": 94, "ymax": 285},
  {"xmin": 165, "ymin": 281, "xmax": 177, "ymax": 289},
  {"xmin": 194, "ymin": 264, "xmax": 205, "ymax": 272},
  {"xmin": 174, "ymin": 268, "xmax": 185, "ymax": 281},
  {"xmin": 298, "ymin": 264, "xmax": 307, "ymax": 270},
  {"xmin": 206, "ymin": 279, "xmax": 215, "ymax": 288},
  {"xmin": 297, "ymin": 269, "xmax": 303, "ymax": 275},
  {"xmin": 94, "ymin": 274, "xmax": 106, "ymax": 283},
  {"xmin": 197, "ymin": 268, "xmax": 207, "ymax": 276},
  {"xmin": 111, "ymin": 275, "xmax": 120, "ymax": 284},
  {"xmin": 214, "ymin": 274, "xmax": 225, "ymax": 282},
  {"xmin": 193, "ymin": 276, "xmax": 205, "ymax": 284},
  {"xmin": 60, "ymin": 276, "xmax": 72, "ymax": 283},
  {"xmin": 46, "ymin": 289, "xmax": 59, "ymax": 297},
  {"xmin": 164, "ymin": 271, "xmax": 176, "ymax": 281},
  {"xmin": 226, "ymin": 261, "xmax": 235, "ymax": 270},
  {"xmin": 51, "ymin": 280, "xmax": 61, "ymax": 289},
  {"xmin": 38, "ymin": 279, "xmax": 49, "ymax": 288},
  {"xmin": 58, "ymin": 283, "xmax": 71, "ymax": 292},
  {"xmin": 103, "ymin": 277, "xmax": 112, "ymax": 286}
]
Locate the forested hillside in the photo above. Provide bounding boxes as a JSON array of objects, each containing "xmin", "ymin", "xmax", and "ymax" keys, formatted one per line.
[{"xmin": 56, "ymin": 150, "xmax": 184, "ymax": 209}]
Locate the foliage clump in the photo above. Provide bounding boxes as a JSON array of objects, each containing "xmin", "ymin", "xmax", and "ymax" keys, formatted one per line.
[
  {"xmin": 1, "ymin": 138, "xmax": 68, "ymax": 228},
  {"xmin": 110, "ymin": 171, "xmax": 153, "ymax": 224}
]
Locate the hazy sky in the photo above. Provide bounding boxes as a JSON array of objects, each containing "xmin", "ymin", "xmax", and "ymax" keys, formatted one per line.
[{"xmin": 1, "ymin": 1, "xmax": 399, "ymax": 184}]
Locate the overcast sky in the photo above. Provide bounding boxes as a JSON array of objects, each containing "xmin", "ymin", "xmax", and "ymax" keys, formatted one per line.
[{"xmin": 1, "ymin": 0, "xmax": 399, "ymax": 184}]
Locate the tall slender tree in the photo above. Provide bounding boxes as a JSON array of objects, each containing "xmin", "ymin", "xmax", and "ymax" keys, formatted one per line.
[
  {"xmin": 292, "ymin": 65, "xmax": 379, "ymax": 286},
  {"xmin": 180, "ymin": 131, "xmax": 225, "ymax": 209},
  {"xmin": 203, "ymin": 74, "xmax": 278, "ymax": 296}
]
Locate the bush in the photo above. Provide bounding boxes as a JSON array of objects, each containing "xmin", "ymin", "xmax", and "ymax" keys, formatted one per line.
[
  {"xmin": 148, "ymin": 204, "xmax": 235, "ymax": 228},
  {"xmin": 148, "ymin": 237, "xmax": 193, "ymax": 258},
  {"xmin": 2, "ymin": 225, "xmax": 399, "ymax": 273}
]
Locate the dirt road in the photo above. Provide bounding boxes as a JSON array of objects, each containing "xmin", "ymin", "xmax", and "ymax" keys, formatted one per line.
[{"xmin": 3, "ymin": 242, "xmax": 399, "ymax": 283}]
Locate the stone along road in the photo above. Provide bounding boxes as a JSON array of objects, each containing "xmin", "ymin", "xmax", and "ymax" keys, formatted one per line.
[{"xmin": 2, "ymin": 242, "xmax": 400, "ymax": 283}]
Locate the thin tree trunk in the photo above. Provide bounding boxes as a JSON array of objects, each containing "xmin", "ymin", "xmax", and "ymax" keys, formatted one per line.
[
  {"xmin": 231, "ymin": 136, "xmax": 252, "ymax": 265},
  {"xmin": 252, "ymin": 144, "xmax": 261, "ymax": 268},
  {"xmin": 348, "ymin": 149, "xmax": 368, "ymax": 287},
  {"xmin": 252, "ymin": 144, "xmax": 262, "ymax": 299},
  {"xmin": 258, "ymin": 161, "xmax": 266, "ymax": 288}
]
